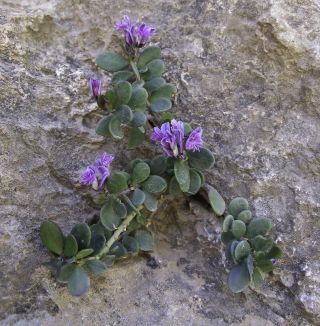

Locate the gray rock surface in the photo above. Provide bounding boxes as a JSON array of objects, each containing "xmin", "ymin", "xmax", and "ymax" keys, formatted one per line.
[{"xmin": 0, "ymin": 0, "xmax": 319, "ymax": 324}]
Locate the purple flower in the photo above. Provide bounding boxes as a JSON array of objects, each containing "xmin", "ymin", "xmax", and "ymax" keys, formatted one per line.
[
  {"xmin": 151, "ymin": 120, "xmax": 203, "ymax": 158},
  {"xmin": 80, "ymin": 165, "xmax": 97, "ymax": 186},
  {"xmin": 89, "ymin": 78, "xmax": 102, "ymax": 98},
  {"xmin": 95, "ymin": 152, "xmax": 114, "ymax": 168},
  {"xmin": 115, "ymin": 16, "xmax": 156, "ymax": 50},
  {"xmin": 80, "ymin": 152, "xmax": 114, "ymax": 190},
  {"xmin": 114, "ymin": 15, "xmax": 132, "ymax": 31},
  {"xmin": 271, "ymin": 258, "xmax": 277, "ymax": 265},
  {"xmin": 185, "ymin": 127, "xmax": 203, "ymax": 152}
]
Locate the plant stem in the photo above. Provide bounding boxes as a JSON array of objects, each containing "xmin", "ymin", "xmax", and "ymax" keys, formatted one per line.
[
  {"xmin": 130, "ymin": 61, "xmax": 141, "ymax": 80},
  {"xmin": 95, "ymin": 205, "xmax": 143, "ymax": 259}
]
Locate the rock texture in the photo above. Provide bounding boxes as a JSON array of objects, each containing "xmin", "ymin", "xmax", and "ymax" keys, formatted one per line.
[{"xmin": 0, "ymin": 0, "xmax": 319, "ymax": 325}]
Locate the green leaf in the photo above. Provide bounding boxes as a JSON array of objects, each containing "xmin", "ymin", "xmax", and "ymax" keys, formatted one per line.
[
  {"xmin": 68, "ymin": 267, "xmax": 90, "ymax": 297},
  {"xmin": 106, "ymin": 172, "xmax": 128, "ymax": 194},
  {"xmin": 245, "ymin": 254, "xmax": 254, "ymax": 279},
  {"xmin": 223, "ymin": 215, "xmax": 234, "ymax": 232},
  {"xmin": 143, "ymin": 191, "xmax": 158, "ymax": 211},
  {"xmin": 251, "ymin": 235, "xmax": 273, "ymax": 253},
  {"xmin": 108, "ymin": 115, "xmax": 124, "ymax": 139},
  {"xmin": 144, "ymin": 77, "xmax": 166, "ymax": 93},
  {"xmin": 255, "ymin": 256, "xmax": 275, "ymax": 273},
  {"xmin": 96, "ymin": 52, "xmax": 129, "ymax": 72},
  {"xmin": 141, "ymin": 59, "xmax": 165, "ymax": 80},
  {"xmin": 113, "ymin": 198, "xmax": 127, "ymax": 219},
  {"xmin": 221, "ymin": 231, "xmax": 234, "ymax": 245},
  {"xmin": 132, "ymin": 80, "xmax": 145, "ymax": 89},
  {"xmin": 132, "ymin": 162, "xmax": 151, "ymax": 185},
  {"xmin": 207, "ymin": 186, "xmax": 226, "ymax": 216},
  {"xmin": 71, "ymin": 223, "xmax": 91, "ymax": 250},
  {"xmin": 85, "ymin": 260, "xmax": 106, "ymax": 274},
  {"xmin": 112, "ymin": 70, "xmax": 134, "ymax": 84},
  {"xmin": 174, "ymin": 159, "xmax": 190, "ymax": 192},
  {"xmin": 90, "ymin": 234, "xmax": 106, "ymax": 254},
  {"xmin": 40, "ymin": 221, "xmax": 64, "ymax": 255},
  {"xmin": 135, "ymin": 230, "xmax": 154, "ymax": 251},
  {"xmin": 142, "ymin": 175, "xmax": 167, "ymax": 194},
  {"xmin": 247, "ymin": 218, "xmax": 272, "ymax": 238},
  {"xmin": 228, "ymin": 262, "xmax": 251, "ymax": 293},
  {"xmin": 237, "ymin": 210, "xmax": 252, "ymax": 224},
  {"xmin": 96, "ymin": 115, "xmax": 112, "ymax": 136},
  {"xmin": 128, "ymin": 128, "xmax": 145, "ymax": 149},
  {"xmin": 137, "ymin": 46, "xmax": 161, "ymax": 68},
  {"xmin": 105, "ymin": 89, "xmax": 117, "ymax": 107},
  {"xmin": 110, "ymin": 242, "xmax": 128, "ymax": 258},
  {"xmin": 230, "ymin": 240, "xmax": 239, "ymax": 263},
  {"xmin": 76, "ymin": 248, "xmax": 94, "ymax": 260},
  {"xmin": 150, "ymin": 155, "xmax": 167, "ymax": 175},
  {"xmin": 266, "ymin": 246, "xmax": 282, "ymax": 260},
  {"xmin": 132, "ymin": 111, "xmax": 147, "ymax": 127},
  {"xmin": 57, "ymin": 263, "xmax": 76, "ymax": 283},
  {"xmin": 252, "ymin": 267, "xmax": 263, "ymax": 287},
  {"xmin": 150, "ymin": 97, "xmax": 172, "ymax": 113},
  {"xmin": 187, "ymin": 148, "xmax": 215, "ymax": 170},
  {"xmin": 150, "ymin": 83, "xmax": 176, "ymax": 101},
  {"xmin": 231, "ymin": 220, "xmax": 246, "ymax": 239},
  {"xmin": 128, "ymin": 87, "xmax": 148, "ymax": 110},
  {"xmin": 122, "ymin": 235, "xmax": 140, "ymax": 254},
  {"xmin": 63, "ymin": 234, "xmax": 78, "ymax": 258},
  {"xmin": 90, "ymin": 224, "xmax": 106, "ymax": 237},
  {"xmin": 101, "ymin": 255, "xmax": 116, "ymax": 267},
  {"xmin": 114, "ymin": 81, "xmax": 132, "ymax": 105},
  {"xmin": 234, "ymin": 240, "xmax": 251, "ymax": 261},
  {"xmin": 116, "ymin": 105, "xmax": 133, "ymax": 123},
  {"xmin": 187, "ymin": 170, "xmax": 202, "ymax": 194},
  {"xmin": 100, "ymin": 197, "xmax": 123, "ymax": 231},
  {"xmin": 228, "ymin": 197, "xmax": 249, "ymax": 218},
  {"xmin": 169, "ymin": 176, "xmax": 183, "ymax": 195},
  {"xmin": 131, "ymin": 188, "xmax": 146, "ymax": 206}
]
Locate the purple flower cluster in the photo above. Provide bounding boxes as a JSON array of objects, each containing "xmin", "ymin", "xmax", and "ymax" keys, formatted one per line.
[
  {"xmin": 80, "ymin": 152, "xmax": 114, "ymax": 190},
  {"xmin": 115, "ymin": 16, "xmax": 156, "ymax": 50},
  {"xmin": 151, "ymin": 120, "xmax": 204, "ymax": 158},
  {"xmin": 89, "ymin": 78, "xmax": 102, "ymax": 98}
]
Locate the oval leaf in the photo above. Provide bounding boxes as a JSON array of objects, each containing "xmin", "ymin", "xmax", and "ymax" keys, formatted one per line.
[
  {"xmin": 228, "ymin": 262, "xmax": 251, "ymax": 293},
  {"xmin": 128, "ymin": 87, "xmax": 148, "ymax": 110},
  {"xmin": 131, "ymin": 162, "xmax": 150, "ymax": 185},
  {"xmin": 96, "ymin": 115, "xmax": 112, "ymax": 136},
  {"xmin": 128, "ymin": 128, "xmax": 145, "ymax": 149},
  {"xmin": 131, "ymin": 188, "xmax": 146, "ymax": 207},
  {"xmin": 135, "ymin": 230, "xmax": 154, "ymax": 251},
  {"xmin": 174, "ymin": 159, "xmax": 190, "ymax": 192},
  {"xmin": 68, "ymin": 267, "xmax": 90, "ymax": 297},
  {"xmin": 71, "ymin": 223, "xmax": 91, "ymax": 250},
  {"xmin": 137, "ymin": 46, "xmax": 161, "ymax": 68},
  {"xmin": 106, "ymin": 172, "xmax": 128, "ymax": 194},
  {"xmin": 76, "ymin": 248, "xmax": 94, "ymax": 260},
  {"xmin": 150, "ymin": 97, "xmax": 172, "ymax": 113},
  {"xmin": 114, "ymin": 81, "xmax": 132, "ymax": 105},
  {"xmin": 40, "ymin": 221, "xmax": 64, "ymax": 255},
  {"xmin": 142, "ymin": 175, "xmax": 167, "ymax": 194},
  {"xmin": 143, "ymin": 191, "xmax": 158, "ymax": 212},
  {"xmin": 96, "ymin": 52, "xmax": 129, "ymax": 73},
  {"xmin": 63, "ymin": 234, "xmax": 78, "ymax": 258},
  {"xmin": 207, "ymin": 186, "xmax": 226, "ymax": 216},
  {"xmin": 57, "ymin": 263, "xmax": 76, "ymax": 283},
  {"xmin": 187, "ymin": 148, "xmax": 215, "ymax": 170},
  {"xmin": 108, "ymin": 115, "xmax": 124, "ymax": 139},
  {"xmin": 132, "ymin": 111, "xmax": 147, "ymax": 127}
]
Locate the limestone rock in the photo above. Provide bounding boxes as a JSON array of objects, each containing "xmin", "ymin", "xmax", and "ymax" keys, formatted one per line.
[{"xmin": 0, "ymin": 0, "xmax": 319, "ymax": 324}]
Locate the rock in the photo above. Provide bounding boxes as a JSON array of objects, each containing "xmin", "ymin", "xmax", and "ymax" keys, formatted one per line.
[{"xmin": 0, "ymin": 0, "xmax": 319, "ymax": 325}]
